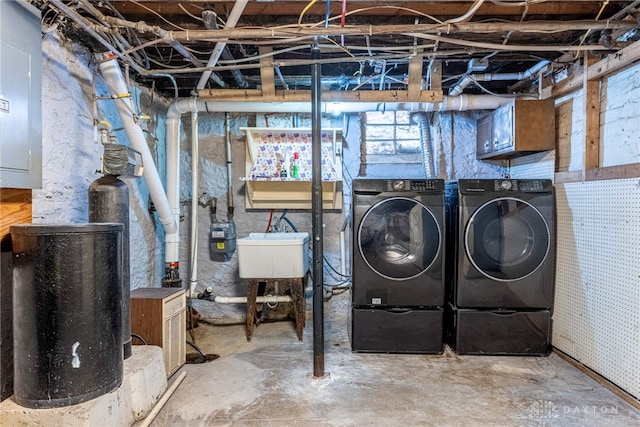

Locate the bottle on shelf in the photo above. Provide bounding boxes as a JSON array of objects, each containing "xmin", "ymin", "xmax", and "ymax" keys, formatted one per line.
[{"xmin": 291, "ymin": 152, "xmax": 300, "ymax": 179}]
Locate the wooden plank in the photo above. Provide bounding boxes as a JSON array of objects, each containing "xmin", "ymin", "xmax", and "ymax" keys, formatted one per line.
[
  {"xmin": 429, "ymin": 60, "xmax": 442, "ymax": 91},
  {"xmin": 0, "ymin": 188, "xmax": 32, "ymax": 240},
  {"xmin": 555, "ymin": 98, "xmax": 574, "ymax": 172},
  {"xmin": 259, "ymin": 47, "xmax": 275, "ymax": 98},
  {"xmin": 407, "ymin": 56, "xmax": 423, "ymax": 101},
  {"xmin": 554, "ymin": 171, "xmax": 584, "ymax": 184},
  {"xmin": 583, "ymin": 53, "xmax": 600, "ymax": 171},
  {"xmin": 198, "ymin": 89, "xmax": 444, "ymax": 103},
  {"xmin": 586, "ymin": 163, "xmax": 640, "ymax": 181}
]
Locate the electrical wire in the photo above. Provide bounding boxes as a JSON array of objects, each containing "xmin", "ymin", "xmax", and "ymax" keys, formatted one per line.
[
  {"xmin": 310, "ymin": 6, "xmax": 444, "ymax": 28},
  {"xmin": 298, "ymin": 0, "xmax": 318, "ymax": 26},
  {"xmin": 128, "ymin": 0, "xmax": 189, "ymax": 31},
  {"xmin": 178, "ymin": 3, "xmax": 204, "ymax": 22},
  {"xmin": 131, "ymin": 333, "xmax": 147, "ymax": 345},
  {"xmin": 266, "ymin": 209, "xmax": 274, "ymax": 233},
  {"xmin": 445, "ymin": 0, "xmax": 486, "ymax": 24}
]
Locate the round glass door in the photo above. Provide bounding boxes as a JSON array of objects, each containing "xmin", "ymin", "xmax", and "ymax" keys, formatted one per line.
[
  {"xmin": 358, "ymin": 197, "xmax": 441, "ymax": 281},
  {"xmin": 465, "ymin": 197, "xmax": 550, "ymax": 282}
]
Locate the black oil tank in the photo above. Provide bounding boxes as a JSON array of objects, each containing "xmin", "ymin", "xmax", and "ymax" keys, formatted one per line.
[{"xmin": 10, "ymin": 223, "xmax": 123, "ymax": 408}]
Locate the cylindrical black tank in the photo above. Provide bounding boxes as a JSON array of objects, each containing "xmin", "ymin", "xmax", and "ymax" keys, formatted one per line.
[
  {"xmin": 89, "ymin": 176, "xmax": 132, "ymax": 359},
  {"xmin": 10, "ymin": 223, "xmax": 123, "ymax": 408}
]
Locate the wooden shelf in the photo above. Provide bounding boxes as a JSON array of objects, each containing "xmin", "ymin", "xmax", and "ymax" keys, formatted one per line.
[{"xmin": 241, "ymin": 127, "xmax": 343, "ymax": 210}]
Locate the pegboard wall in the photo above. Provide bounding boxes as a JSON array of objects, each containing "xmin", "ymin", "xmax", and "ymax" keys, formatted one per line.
[{"xmin": 554, "ymin": 179, "xmax": 640, "ymax": 399}]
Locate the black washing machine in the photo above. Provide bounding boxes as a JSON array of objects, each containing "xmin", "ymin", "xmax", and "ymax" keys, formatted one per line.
[
  {"xmin": 351, "ymin": 178, "xmax": 445, "ymax": 354},
  {"xmin": 445, "ymin": 179, "xmax": 555, "ymax": 355}
]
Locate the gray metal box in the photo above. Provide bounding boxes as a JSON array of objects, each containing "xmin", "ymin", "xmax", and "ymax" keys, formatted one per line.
[{"xmin": 0, "ymin": 0, "xmax": 42, "ymax": 189}]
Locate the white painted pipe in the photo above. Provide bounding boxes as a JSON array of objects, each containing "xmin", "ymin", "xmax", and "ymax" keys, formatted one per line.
[
  {"xmin": 190, "ymin": 111, "xmax": 199, "ymax": 296},
  {"xmin": 98, "ymin": 55, "xmax": 179, "ymax": 265},
  {"xmin": 215, "ymin": 295, "xmax": 293, "ymax": 304},
  {"xmin": 196, "ymin": 0, "xmax": 249, "ymax": 90},
  {"xmin": 449, "ymin": 60, "xmax": 550, "ymax": 96}
]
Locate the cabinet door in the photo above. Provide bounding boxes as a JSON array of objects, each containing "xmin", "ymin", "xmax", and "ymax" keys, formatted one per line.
[
  {"xmin": 476, "ymin": 114, "xmax": 493, "ymax": 156},
  {"xmin": 492, "ymin": 103, "xmax": 514, "ymax": 152}
]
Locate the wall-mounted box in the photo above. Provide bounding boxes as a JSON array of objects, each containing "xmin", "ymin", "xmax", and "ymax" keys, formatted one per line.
[
  {"xmin": 476, "ymin": 99, "xmax": 555, "ymax": 160},
  {"xmin": 0, "ymin": 1, "xmax": 42, "ymax": 189},
  {"xmin": 241, "ymin": 127, "xmax": 343, "ymax": 209}
]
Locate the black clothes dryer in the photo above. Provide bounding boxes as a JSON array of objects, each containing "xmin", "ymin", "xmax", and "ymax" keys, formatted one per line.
[
  {"xmin": 351, "ymin": 179, "xmax": 445, "ymax": 353},
  {"xmin": 448, "ymin": 179, "xmax": 555, "ymax": 310},
  {"xmin": 445, "ymin": 179, "xmax": 555, "ymax": 356}
]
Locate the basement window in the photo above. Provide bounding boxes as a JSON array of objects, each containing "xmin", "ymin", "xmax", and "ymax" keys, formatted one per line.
[{"xmin": 363, "ymin": 111, "xmax": 422, "ymax": 165}]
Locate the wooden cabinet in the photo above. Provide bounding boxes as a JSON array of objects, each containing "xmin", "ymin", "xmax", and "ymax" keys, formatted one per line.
[
  {"xmin": 131, "ymin": 288, "xmax": 186, "ymax": 377},
  {"xmin": 476, "ymin": 99, "xmax": 555, "ymax": 160}
]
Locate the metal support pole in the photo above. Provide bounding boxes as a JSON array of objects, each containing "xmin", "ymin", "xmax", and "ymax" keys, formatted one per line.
[{"xmin": 311, "ymin": 40, "xmax": 325, "ymax": 378}]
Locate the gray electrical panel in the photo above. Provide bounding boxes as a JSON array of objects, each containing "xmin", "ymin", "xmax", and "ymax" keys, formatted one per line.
[{"xmin": 0, "ymin": 0, "xmax": 42, "ymax": 189}]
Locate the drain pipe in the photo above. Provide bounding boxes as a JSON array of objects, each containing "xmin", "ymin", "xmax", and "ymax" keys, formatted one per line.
[
  {"xmin": 214, "ymin": 295, "xmax": 292, "ymax": 304},
  {"xmin": 413, "ymin": 113, "xmax": 436, "ymax": 178},
  {"xmin": 98, "ymin": 54, "xmax": 179, "ymax": 270},
  {"xmin": 449, "ymin": 60, "xmax": 551, "ymax": 96},
  {"xmin": 190, "ymin": 111, "xmax": 199, "ymax": 296}
]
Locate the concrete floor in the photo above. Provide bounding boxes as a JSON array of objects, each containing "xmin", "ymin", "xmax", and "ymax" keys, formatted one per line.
[{"xmin": 150, "ymin": 293, "xmax": 640, "ymax": 426}]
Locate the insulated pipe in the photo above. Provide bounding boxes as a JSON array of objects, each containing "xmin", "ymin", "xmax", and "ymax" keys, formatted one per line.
[
  {"xmin": 166, "ymin": 95, "xmax": 510, "ymax": 116},
  {"xmin": 190, "ymin": 111, "xmax": 199, "ymax": 296},
  {"xmin": 311, "ymin": 41, "xmax": 325, "ymax": 378},
  {"xmin": 196, "ymin": 0, "xmax": 249, "ymax": 90},
  {"xmin": 215, "ymin": 295, "xmax": 293, "ymax": 304},
  {"xmin": 449, "ymin": 60, "xmax": 551, "ymax": 96},
  {"xmin": 98, "ymin": 55, "xmax": 179, "ymax": 260}
]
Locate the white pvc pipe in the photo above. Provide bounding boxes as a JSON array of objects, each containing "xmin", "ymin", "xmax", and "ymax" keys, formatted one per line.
[
  {"xmin": 449, "ymin": 60, "xmax": 550, "ymax": 96},
  {"xmin": 163, "ymin": 93, "xmax": 512, "ymax": 269},
  {"xmin": 215, "ymin": 295, "xmax": 293, "ymax": 304},
  {"xmin": 190, "ymin": 111, "xmax": 199, "ymax": 296},
  {"xmin": 196, "ymin": 0, "xmax": 249, "ymax": 90},
  {"xmin": 98, "ymin": 55, "xmax": 179, "ymax": 264}
]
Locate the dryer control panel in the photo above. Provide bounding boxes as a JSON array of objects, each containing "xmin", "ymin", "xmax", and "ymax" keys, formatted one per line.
[{"xmin": 386, "ymin": 179, "xmax": 444, "ymax": 192}]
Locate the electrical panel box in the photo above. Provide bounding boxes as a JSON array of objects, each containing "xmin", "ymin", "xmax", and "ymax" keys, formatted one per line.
[{"xmin": 0, "ymin": 1, "xmax": 42, "ymax": 189}]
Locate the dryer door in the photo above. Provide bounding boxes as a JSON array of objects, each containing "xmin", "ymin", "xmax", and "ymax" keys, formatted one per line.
[
  {"xmin": 464, "ymin": 197, "xmax": 550, "ymax": 282},
  {"xmin": 358, "ymin": 197, "xmax": 441, "ymax": 281}
]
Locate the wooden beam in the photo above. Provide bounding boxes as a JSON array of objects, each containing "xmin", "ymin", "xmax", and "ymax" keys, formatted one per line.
[
  {"xmin": 198, "ymin": 89, "xmax": 444, "ymax": 103},
  {"xmin": 583, "ymin": 53, "xmax": 600, "ymax": 171},
  {"xmin": 544, "ymin": 39, "xmax": 640, "ymax": 99},
  {"xmin": 554, "ymin": 163, "xmax": 640, "ymax": 184},
  {"xmin": 259, "ymin": 47, "xmax": 275, "ymax": 99},
  {"xmin": 407, "ymin": 56, "xmax": 423, "ymax": 102}
]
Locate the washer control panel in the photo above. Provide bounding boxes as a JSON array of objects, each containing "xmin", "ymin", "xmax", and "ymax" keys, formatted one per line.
[{"xmin": 386, "ymin": 179, "xmax": 443, "ymax": 192}]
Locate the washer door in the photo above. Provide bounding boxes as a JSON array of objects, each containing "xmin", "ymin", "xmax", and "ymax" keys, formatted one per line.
[
  {"xmin": 465, "ymin": 197, "xmax": 550, "ymax": 282},
  {"xmin": 358, "ymin": 197, "xmax": 441, "ymax": 281}
]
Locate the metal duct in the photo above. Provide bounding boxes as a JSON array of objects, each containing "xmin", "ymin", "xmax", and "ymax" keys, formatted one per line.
[
  {"xmin": 413, "ymin": 113, "xmax": 436, "ymax": 178},
  {"xmin": 449, "ymin": 60, "xmax": 551, "ymax": 96}
]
